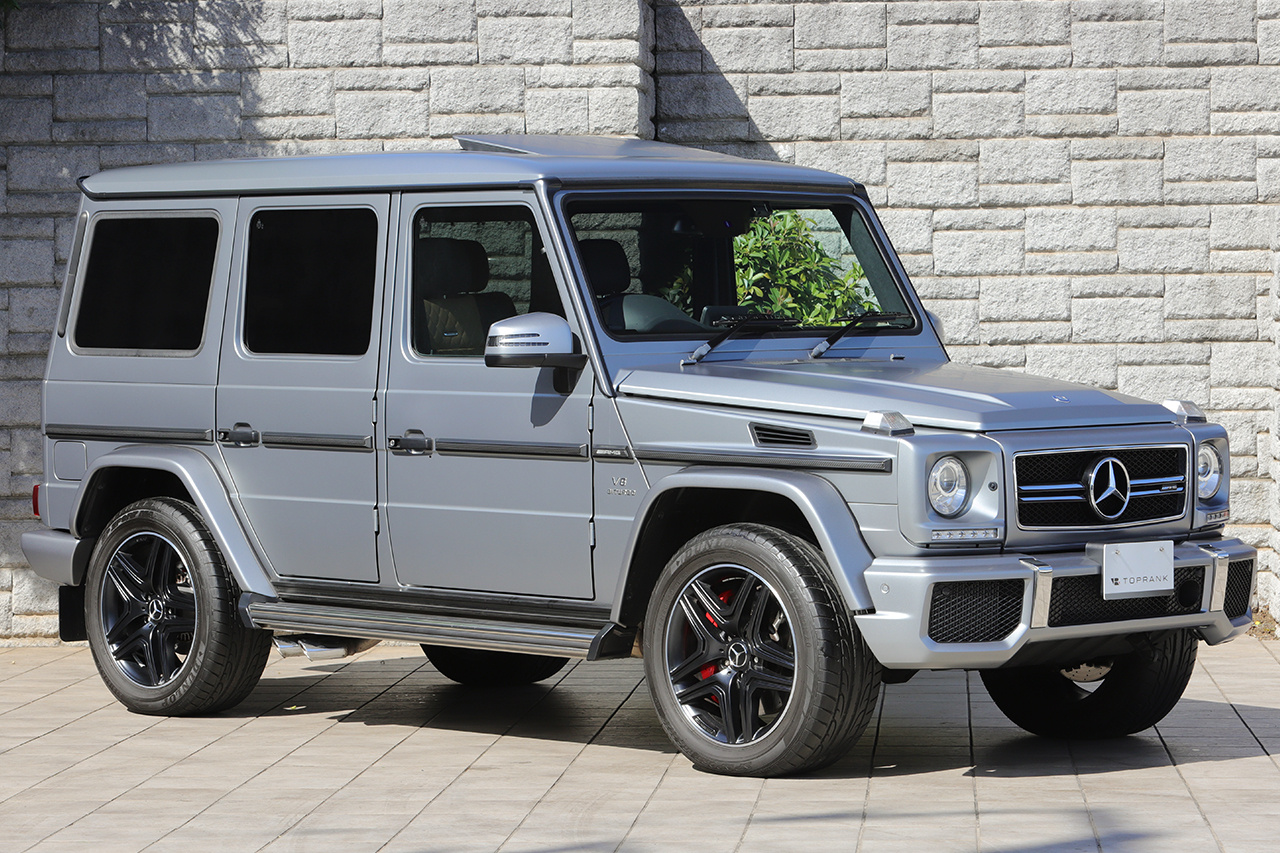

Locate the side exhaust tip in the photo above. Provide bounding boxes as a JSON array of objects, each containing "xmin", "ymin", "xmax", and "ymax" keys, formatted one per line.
[{"xmin": 273, "ymin": 635, "xmax": 380, "ymax": 662}]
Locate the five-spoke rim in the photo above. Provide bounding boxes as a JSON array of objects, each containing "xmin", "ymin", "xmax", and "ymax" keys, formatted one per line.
[
  {"xmin": 663, "ymin": 563, "xmax": 797, "ymax": 746},
  {"xmin": 99, "ymin": 531, "xmax": 198, "ymax": 688}
]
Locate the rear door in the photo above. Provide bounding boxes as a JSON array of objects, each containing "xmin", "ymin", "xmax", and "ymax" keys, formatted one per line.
[{"xmin": 217, "ymin": 195, "xmax": 390, "ymax": 582}]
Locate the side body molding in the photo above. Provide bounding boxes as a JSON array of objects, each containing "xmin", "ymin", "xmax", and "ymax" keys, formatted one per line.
[
  {"xmin": 609, "ymin": 466, "xmax": 877, "ymax": 624},
  {"xmin": 70, "ymin": 446, "xmax": 276, "ymax": 597}
]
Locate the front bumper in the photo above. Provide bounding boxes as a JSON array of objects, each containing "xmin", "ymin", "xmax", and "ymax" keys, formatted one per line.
[{"xmin": 854, "ymin": 538, "xmax": 1257, "ymax": 669}]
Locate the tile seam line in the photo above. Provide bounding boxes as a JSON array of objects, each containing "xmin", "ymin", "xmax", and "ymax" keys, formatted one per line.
[
  {"xmin": 1151, "ymin": 654, "xmax": 1228, "ymax": 853},
  {"xmin": 969, "ymin": 670, "xmax": 981, "ymax": 853},
  {"xmin": 0, "ymin": 660, "xmax": 175, "ymax": 807},
  {"xmin": 612, "ymin": 752, "xmax": 682, "ymax": 852},
  {"xmin": 852, "ymin": 683, "xmax": 886, "ymax": 853},
  {"xmin": 27, "ymin": 655, "xmax": 360, "ymax": 853},
  {"xmin": 1065, "ymin": 740, "xmax": 1105, "ymax": 853},
  {"xmin": 132, "ymin": 648, "xmax": 421, "ymax": 853},
  {"xmin": 496, "ymin": 665, "xmax": 651, "ymax": 853},
  {"xmin": 0, "ymin": 667, "xmax": 105, "ymax": 728},
  {"xmin": 1193, "ymin": 641, "xmax": 1272, "ymax": 756},
  {"xmin": 243, "ymin": 667, "xmax": 432, "ymax": 853},
  {"xmin": 0, "ymin": 645, "xmax": 86, "ymax": 684},
  {"xmin": 731, "ymin": 753, "xmax": 767, "ymax": 853},
  {"xmin": 10, "ymin": 708, "xmax": 176, "ymax": 853},
  {"xmin": 377, "ymin": 657, "xmax": 583, "ymax": 853}
]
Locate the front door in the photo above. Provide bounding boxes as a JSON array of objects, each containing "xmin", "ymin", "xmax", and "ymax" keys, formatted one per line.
[
  {"xmin": 383, "ymin": 194, "xmax": 595, "ymax": 598},
  {"xmin": 217, "ymin": 196, "xmax": 389, "ymax": 582}
]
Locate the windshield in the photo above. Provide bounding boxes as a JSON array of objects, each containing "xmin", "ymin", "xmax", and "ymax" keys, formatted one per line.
[{"xmin": 565, "ymin": 197, "xmax": 913, "ymax": 339}]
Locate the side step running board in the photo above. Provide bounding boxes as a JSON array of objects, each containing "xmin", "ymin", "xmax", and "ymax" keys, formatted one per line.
[{"xmin": 248, "ymin": 600, "xmax": 633, "ymax": 660}]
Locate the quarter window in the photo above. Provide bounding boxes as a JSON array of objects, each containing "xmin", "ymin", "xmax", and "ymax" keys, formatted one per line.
[
  {"xmin": 243, "ymin": 208, "xmax": 379, "ymax": 356},
  {"xmin": 74, "ymin": 216, "xmax": 218, "ymax": 351}
]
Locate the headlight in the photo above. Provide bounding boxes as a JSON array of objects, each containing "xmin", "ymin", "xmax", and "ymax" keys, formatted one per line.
[
  {"xmin": 928, "ymin": 456, "xmax": 969, "ymax": 517},
  {"xmin": 1196, "ymin": 443, "xmax": 1222, "ymax": 500}
]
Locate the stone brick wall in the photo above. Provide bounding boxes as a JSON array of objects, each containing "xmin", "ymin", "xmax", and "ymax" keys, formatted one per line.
[
  {"xmin": 2, "ymin": 0, "xmax": 1278, "ymax": 642},
  {"xmin": 654, "ymin": 0, "xmax": 1280, "ymax": 624},
  {"xmin": 0, "ymin": 0, "xmax": 655, "ymax": 643}
]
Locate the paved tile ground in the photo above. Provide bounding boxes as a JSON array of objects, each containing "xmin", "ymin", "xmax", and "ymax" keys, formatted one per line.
[{"xmin": 0, "ymin": 637, "xmax": 1277, "ymax": 853}]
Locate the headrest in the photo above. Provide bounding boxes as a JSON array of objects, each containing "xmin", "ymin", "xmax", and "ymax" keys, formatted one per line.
[
  {"xmin": 578, "ymin": 239, "xmax": 631, "ymax": 297},
  {"xmin": 415, "ymin": 237, "xmax": 490, "ymax": 297}
]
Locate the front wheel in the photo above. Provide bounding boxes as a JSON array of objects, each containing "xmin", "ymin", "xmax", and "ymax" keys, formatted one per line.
[
  {"xmin": 643, "ymin": 524, "xmax": 881, "ymax": 777},
  {"xmin": 84, "ymin": 498, "xmax": 271, "ymax": 715},
  {"xmin": 980, "ymin": 630, "xmax": 1198, "ymax": 738}
]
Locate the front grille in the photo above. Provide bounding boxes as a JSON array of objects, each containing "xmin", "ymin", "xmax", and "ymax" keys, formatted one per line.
[
  {"xmin": 1048, "ymin": 565, "xmax": 1204, "ymax": 627},
  {"xmin": 1015, "ymin": 446, "xmax": 1188, "ymax": 529},
  {"xmin": 928, "ymin": 579, "xmax": 1024, "ymax": 643},
  {"xmin": 1224, "ymin": 559, "xmax": 1255, "ymax": 619}
]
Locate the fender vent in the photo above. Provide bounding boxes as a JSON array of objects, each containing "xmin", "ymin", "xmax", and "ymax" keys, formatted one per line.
[{"xmin": 749, "ymin": 423, "xmax": 815, "ymax": 449}]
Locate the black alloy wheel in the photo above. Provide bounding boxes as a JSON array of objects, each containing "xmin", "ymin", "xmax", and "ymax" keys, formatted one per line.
[
  {"xmin": 85, "ymin": 498, "xmax": 271, "ymax": 715},
  {"xmin": 644, "ymin": 524, "xmax": 881, "ymax": 777},
  {"xmin": 99, "ymin": 530, "xmax": 198, "ymax": 688},
  {"xmin": 663, "ymin": 563, "xmax": 797, "ymax": 745}
]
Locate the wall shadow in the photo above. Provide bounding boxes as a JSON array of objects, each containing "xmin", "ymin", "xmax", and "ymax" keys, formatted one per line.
[{"xmin": 652, "ymin": 5, "xmax": 780, "ymax": 162}]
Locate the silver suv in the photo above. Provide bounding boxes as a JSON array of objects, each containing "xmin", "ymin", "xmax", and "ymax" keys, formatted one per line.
[{"xmin": 22, "ymin": 136, "xmax": 1258, "ymax": 776}]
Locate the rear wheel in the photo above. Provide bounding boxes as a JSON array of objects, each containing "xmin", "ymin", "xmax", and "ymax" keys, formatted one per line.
[
  {"xmin": 421, "ymin": 645, "xmax": 567, "ymax": 686},
  {"xmin": 980, "ymin": 630, "xmax": 1198, "ymax": 738},
  {"xmin": 643, "ymin": 524, "xmax": 880, "ymax": 776},
  {"xmin": 84, "ymin": 498, "xmax": 271, "ymax": 715}
]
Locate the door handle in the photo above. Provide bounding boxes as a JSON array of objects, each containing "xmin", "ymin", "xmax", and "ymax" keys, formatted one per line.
[
  {"xmin": 389, "ymin": 430, "xmax": 432, "ymax": 455},
  {"xmin": 217, "ymin": 422, "xmax": 260, "ymax": 447}
]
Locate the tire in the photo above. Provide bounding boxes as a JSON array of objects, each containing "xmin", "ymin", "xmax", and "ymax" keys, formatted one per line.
[
  {"xmin": 642, "ymin": 523, "xmax": 881, "ymax": 777},
  {"xmin": 980, "ymin": 630, "xmax": 1198, "ymax": 738},
  {"xmin": 421, "ymin": 645, "xmax": 568, "ymax": 686},
  {"xmin": 84, "ymin": 498, "xmax": 272, "ymax": 715}
]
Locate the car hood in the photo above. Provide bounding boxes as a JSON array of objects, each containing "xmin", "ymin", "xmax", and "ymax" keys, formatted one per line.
[{"xmin": 614, "ymin": 359, "xmax": 1178, "ymax": 432}]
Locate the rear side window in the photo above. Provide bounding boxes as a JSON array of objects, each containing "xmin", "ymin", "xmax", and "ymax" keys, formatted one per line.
[
  {"xmin": 74, "ymin": 217, "xmax": 219, "ymax": 351},
  {"xmin": 243, "ymin": 208, "xmax": 379, "ymax": 356}
]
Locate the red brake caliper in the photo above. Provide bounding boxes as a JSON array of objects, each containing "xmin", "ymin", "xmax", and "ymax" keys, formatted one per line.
[{"xmin": 699, "ymin": 589, "xmax": 735, "ymax": 682}]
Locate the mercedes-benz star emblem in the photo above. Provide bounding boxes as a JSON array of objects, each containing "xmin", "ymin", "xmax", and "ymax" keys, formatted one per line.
[{"xmin": 1087, "ymin": 457, "xmax": 1131, "ymax": 520}]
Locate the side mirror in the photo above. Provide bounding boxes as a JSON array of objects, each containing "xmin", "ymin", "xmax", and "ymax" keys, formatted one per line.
[{"xmin": 484, "ymin": 312, "xmax": 588, "ymax": 369}]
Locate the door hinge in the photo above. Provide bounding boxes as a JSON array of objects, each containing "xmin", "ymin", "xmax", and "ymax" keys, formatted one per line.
[
  {"xmin": 373, "ymin": 507, "xmax": 380, "ymax": 534},
  {"xmin": 587, "ymin": 403, "xmax": 594, "ymax": 432},
  {"xmin": 371, "ymin": 396, "xmax": 378, "ymax": 424},
  {"xmin": 589, "ymin": 519, "xmax": 596, "ymax": 548}
]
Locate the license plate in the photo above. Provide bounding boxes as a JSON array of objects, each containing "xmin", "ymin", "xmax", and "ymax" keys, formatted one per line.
[{"xmin": 1097, "ymin": 540, "xmax": 1175, "ymax": 600}]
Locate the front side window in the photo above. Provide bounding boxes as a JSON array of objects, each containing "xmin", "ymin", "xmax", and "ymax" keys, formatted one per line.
[
  {"xmin": 566, "ymin": 198, "xmax": 913, "ymax": 338},
  {"xmin": 75, "ymin": 216, "xmax": 218, "ymax": 351},
  {"xmin": 243, "ymin": 207, "xmax": 379, "ymax": 356},
  {"xmin": 410, "ymin": 206, "xmax": 561, "ymax": 357}
]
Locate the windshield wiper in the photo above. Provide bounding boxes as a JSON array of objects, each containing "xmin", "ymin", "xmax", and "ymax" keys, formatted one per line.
[
  {"xmin": 681, "ymin": 317, "xmax": 799, "ymax": 366},
  {"xmin": 809, "ymin": 312, "xmax": 915, "ymax": 358}
]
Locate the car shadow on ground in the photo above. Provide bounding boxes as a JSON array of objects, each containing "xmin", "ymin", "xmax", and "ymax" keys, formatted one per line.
[{"xmin": 226, "ymin": 656, "xmax": 1278, "ymax": 780}]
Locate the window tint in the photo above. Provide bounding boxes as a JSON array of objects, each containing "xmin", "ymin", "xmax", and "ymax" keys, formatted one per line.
[
  {"xmin": 244, "ymin": 208, "xmax": 379, "ymax": 356},
  {"xmin": 410, "ymin": 206, "xmax": 561, "ymax": 357},
  {"xmin": 75, "ymin": 217, "xmax": 218, "ymax": 351}
]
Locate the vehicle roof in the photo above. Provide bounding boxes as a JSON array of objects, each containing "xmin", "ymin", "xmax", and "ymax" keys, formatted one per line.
[{"xmin": 79, "ymin": 135, "xmax": 861, "ymax": 200}]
